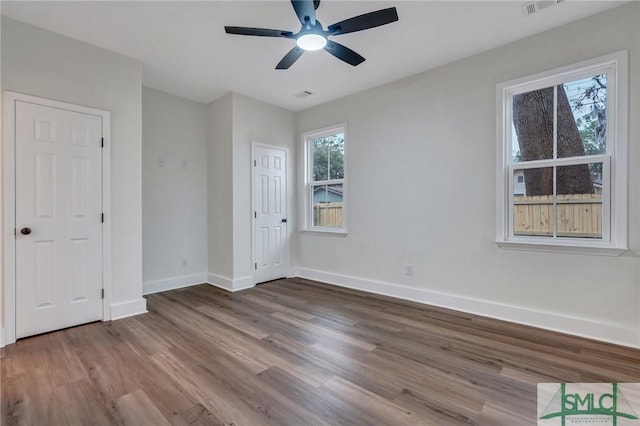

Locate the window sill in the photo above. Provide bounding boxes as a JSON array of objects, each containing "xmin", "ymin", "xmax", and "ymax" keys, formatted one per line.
[
  {"xmin": 300, "ymin": 228, "xmax": 348, "ymax": 237},
  {"xmin": 496, "ymin": 240, "xmax": 627, "ymax": 256}
]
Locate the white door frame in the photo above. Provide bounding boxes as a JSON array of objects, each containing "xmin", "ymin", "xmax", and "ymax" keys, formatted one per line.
[
  {"xmin": 251, "ymin": 141, "xmax": 290, "ymax": 284},
  {"xmin": 2, "ymin": 91, "xmax": 112, "ymax": 346}
]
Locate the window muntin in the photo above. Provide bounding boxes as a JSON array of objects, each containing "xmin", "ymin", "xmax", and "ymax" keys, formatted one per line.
[
  {"xmin": 497, "ymin": 52, "xmax": 627, "ymax": 254},
  {"xmin": 511, "ymin": 163, "xmax": 604, "ymax": 239},
  {"xmin": 511, "ymin": 75, "xmax": 608, "ymax": 164},
  {"xmin": 303, "ymin": 126, "xmax": 346, "ymax": 232}
]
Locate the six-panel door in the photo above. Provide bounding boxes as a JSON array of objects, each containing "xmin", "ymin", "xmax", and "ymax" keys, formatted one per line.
[
  {"xmin": 15, "ymin": 101, "xmax": 103, "ymax": 338},
  {"xmin": 254, "ymin": 145, "xmax": 288, "ymax": 284}
]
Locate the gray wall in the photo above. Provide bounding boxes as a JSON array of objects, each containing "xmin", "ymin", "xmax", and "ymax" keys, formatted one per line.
[
  {"xmin": 142, "ymin": 87, "xmax": 208, "ymax": 293},
  {"xmin": 206, "ymin": 92, "xmax": 296, "ymax": 289},
  {"xmin": 207, "ymin": 93, "xmax": 234, "ymax": 281},
  {"xmin": 294, "ymin": 3, "xmax": 640, "ymax": 346},
  {"xmin": 4, "ymin": 4, "xmax": 637, "ymax": 347},
  {"xmin": 231, "ymin": 93, "xmax": 296, "ymax": 286},
  {"xmin": 1, "ymin": 17, "xmax": 145, "ymax": 313}
]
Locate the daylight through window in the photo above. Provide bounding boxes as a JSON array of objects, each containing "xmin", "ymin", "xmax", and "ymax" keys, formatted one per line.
[
  {"xmin": 496, "ymin": 52, "xmax": 627, "ymax": 254},
  {"xmin": 303, "ymin": 125, "xmax": 346, "ymax": 232}
]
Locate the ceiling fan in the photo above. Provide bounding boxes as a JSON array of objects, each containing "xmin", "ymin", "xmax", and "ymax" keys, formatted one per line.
[{"xmin": 224, "ymin": 0, "xmax": 399, "ymax": 69}]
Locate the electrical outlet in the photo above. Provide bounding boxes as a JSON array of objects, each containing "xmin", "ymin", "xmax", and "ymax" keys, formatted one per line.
[{"xmin": 405, "ymin": 264, "xmax": 413, "ymax": 276}]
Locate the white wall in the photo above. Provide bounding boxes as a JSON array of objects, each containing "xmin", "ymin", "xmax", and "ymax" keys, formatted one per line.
[
  {"xmin": 207, "ymin": 93, "xmax": 234, "ymax": 283},
  {"xmin": 142, "ymin": 87, "xmax": 208, "ymax": 294},
  {"xmin": 231, "ymin": 93, "xmax": 297, "ymax": 288},
  {"xmin": 3, "ymin": 5, "xmax": 636, "ymax": 348},
  {"xmin": 206, "ymin": 92, "xmax": 296, "ymax": 290},
  {"xmin": 294, "ymin": 3, "xmax": 640, "ymax": 347},
  {"xmin": 1, "ymin": 17, "xmax": 146, "ymax": 324}
]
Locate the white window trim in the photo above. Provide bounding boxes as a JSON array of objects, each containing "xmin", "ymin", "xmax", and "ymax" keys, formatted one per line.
[
  {"xmin": 495, "ymin": 51, "xmax": 628, "ymax": 256},
  {"xmin": 301, "ymin": 123, "xmax": 347, "ymax": 235}
]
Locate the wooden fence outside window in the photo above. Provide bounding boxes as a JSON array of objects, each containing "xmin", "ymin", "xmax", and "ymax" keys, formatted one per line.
[
  {"xmin": 513, "ymin": 194, "xmax": 602, "ymax": 238},
  {"xmin": 313, "ymin": 202, "xmax": 343, "ymax": 227},
  {"xmin": 314, "ymin": 196, "xmax": 602, "ymax": 237}
]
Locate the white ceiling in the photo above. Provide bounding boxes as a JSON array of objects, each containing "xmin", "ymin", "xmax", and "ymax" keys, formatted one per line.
[{"xmin": 1, "ymin": 1, "xmax": 625, "ymax": 111}]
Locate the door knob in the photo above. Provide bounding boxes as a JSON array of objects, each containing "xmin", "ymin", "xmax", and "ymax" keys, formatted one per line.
[
  {"xmin": 281, "ymin": 218, "xmax": 288, "ymax": 223},
  {"xmin": 20, "ymin": 227, "xmax": 31, "ymax": 235}
]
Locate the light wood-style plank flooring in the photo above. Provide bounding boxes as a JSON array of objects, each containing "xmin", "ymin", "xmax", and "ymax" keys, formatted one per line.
[{"xmin": 2, "ymin": 278, "xmax": 639, "ymax": 425}]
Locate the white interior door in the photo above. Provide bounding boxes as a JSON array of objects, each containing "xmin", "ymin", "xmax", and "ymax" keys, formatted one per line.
[
  {"xmin": 15, "ymin": 100, "xmax": 103, "ymax": 339},
  {"xmin": 254, "ymin": 144, "xmax": 288, "ymax": 284}
]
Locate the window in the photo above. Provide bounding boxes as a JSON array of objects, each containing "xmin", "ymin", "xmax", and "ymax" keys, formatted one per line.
[
  {"xmin": 302, "ymin": 125, "xmax": 346, "ymax": 233},
  {"xmin": 496, "ymin": 52, "xmax": 627, "ymax": 255}
]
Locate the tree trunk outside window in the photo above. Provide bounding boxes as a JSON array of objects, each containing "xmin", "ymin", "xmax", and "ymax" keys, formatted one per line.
[{"xmin": 513, "ymin": 85, "xmax": 593, "ymax": 196}]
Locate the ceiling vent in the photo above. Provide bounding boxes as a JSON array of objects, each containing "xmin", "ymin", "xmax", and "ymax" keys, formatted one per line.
[
  {"xmin": 294, "ymin": 90, "xmax": 314, "ymax": 99},
  {"xmin": 521, "ymin": 0, "xmax": 565, "ymax": 17}
]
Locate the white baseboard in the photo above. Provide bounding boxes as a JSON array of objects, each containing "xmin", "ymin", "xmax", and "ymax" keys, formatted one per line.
[
  {"xmin": 232, "ymin": 275, "xmax": 255, "ymax": 291},
  {"xmin": 206, "ymin": 273, "xmax": 255, "ymax": 292},
  {"xmin": 0, "ymin": 327, "xmax": 4, "ymax": 348},
  {"xmin": 295, "ymin": 268, "xmax": 640, "ymax": 349},
  {"xmin": 143, "ymin": 272, "xmax": 207, "ymax": 295},
  {"xmin": 110, "ymin": 298, "xmax": 148, "ymax": 321},
  {"xmin": 287, "ymin": 267, "xmax": 300, "ymax": 279},
  {"xmin": 207, "ymin": 272, "xmax": 233, "ymax": 291}
]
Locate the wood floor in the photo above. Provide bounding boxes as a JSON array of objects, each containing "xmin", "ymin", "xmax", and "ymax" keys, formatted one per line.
[{"xmin": 2, "ymin": 278, "xmax": 639, "ymax": 425}]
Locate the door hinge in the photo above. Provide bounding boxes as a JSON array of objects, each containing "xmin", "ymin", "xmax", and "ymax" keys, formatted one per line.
[
  {"xmin": 101, "ymin": 289, "xmax": 105, "ymax": 299},
  {"xmin": 101, "ymin": 213, "xmax": 104, "ymax": 223},
  {"xmin": 101, "ymin": 137, "xmax": 104, "ymax": 148},
  {"xmin": 254, "ymin": 160, "xmax": 257, "ymax": 167},
  {"xmin": 254, "ymin": 211, "xmax": 257, "ymax": 218},
  {"xmin": 255, "ymin": 263, "xmax": 257, "ymax": 270}
]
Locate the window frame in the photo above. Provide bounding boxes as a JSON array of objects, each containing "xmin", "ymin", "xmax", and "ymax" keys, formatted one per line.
[
  {"xmin": 301, "ymin": 123, "xmax": 347, "ymax": 234},
  {"xmin": 495, "ymin": 51, "xmax": 628, "ymax": 256}
]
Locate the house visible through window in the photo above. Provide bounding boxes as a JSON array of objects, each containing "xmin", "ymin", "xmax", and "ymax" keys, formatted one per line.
[
  {"xmin": 496, "ymin": 52, "xmax": 627, "ymax": 255},
  {"xmin": 303, "ymin": 125, "xmax": 346, "ymax": 232}
]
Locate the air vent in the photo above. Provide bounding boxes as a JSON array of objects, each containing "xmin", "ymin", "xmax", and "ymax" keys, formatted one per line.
[
  {"xmin": 521, "ymin": 0, "xmax": 564, "ymax": 16},
  {"xmin": 294, "ymin": 90, "xmax": 314, "ymax": 99}
]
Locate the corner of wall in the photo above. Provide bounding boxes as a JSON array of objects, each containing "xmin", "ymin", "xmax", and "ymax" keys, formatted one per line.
[
  {"xmin": 110, "ymin": 298, "xmax": 147, "ymax": 321},
  {"xmin": 206, "ymin": 272, "xmax": 234, "ymax": 291},
  {"xmin": 232, "ymin": 276, "xmax": 255, "ymax": 292},
  {"xmin": 206, "ymin": 272, "xmax": 255, "ymax": 292}
]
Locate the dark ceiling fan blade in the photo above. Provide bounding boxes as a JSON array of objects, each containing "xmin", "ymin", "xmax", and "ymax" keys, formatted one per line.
[
  {"xmin": 324, "ymin": 40, "xmax": 365, "ymax": 66},
  {"xmin": 276, "ymin": 46, "xmax": 305, "ymax": 69},
  {"xmin": 327, "ymin": 7, "xmax": 398, "ymax": 36},
  {"xmin": 225, "ymin": 26, "xmax": 294, "ymax": 38},
  {"xmin": 291, "ymin": 0, "xmax": 317, "ymax": 27}
]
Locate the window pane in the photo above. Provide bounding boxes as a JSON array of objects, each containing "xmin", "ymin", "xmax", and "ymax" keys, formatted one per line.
[
  {"xmin": 560, "ymin": 74, "xmax": 606, "ymax": 158},
  {"xmin": 512, "ymin": 87, "xmax": 554, "ymax": 163},
  {"xmin": 312, "ymin": 184, "xmax": 343, "ymax": 228},
  {"xmin": 513, "ymin": 167, "xmax": 554, "ymax": 237},
  {"xmin": 556, "ymin": 163, "xmax": 602, "ymax": 239},
  {"xmin": 312, "ymin": 133, "xmax": 344, "ymax": 181},
  {"xmin": 329, "ymin": 134, "xmax": 344, "ymax": 180}
]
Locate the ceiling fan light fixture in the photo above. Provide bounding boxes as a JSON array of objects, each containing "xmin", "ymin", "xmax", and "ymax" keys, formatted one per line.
[
  {"xmin": 225, "ymin": 1, "xmax": 399, "ymax": 69},
  {"xmin": 296, "ymin": 33, "xmax": 327, "ymax": 51}
]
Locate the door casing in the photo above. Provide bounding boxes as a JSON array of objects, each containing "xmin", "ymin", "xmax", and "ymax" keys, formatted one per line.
[
  {"xmin": 2, "ymin": 91, "xmax": 112, "ymax": 346},
  {"xmin": 251, "ymin": 141, "xmax": 290, "ymax": 285}
]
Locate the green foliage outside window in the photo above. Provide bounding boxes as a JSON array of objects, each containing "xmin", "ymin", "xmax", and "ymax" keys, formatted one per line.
[{"xmin": 312, "ymin": 133, "xmax": 344, "ymax": 181}]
